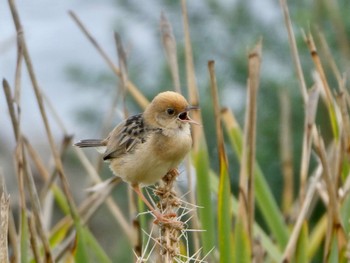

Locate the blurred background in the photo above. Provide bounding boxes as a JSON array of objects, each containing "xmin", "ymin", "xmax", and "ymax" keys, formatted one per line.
[{"xmin": 1, "ymin": 0, "xmax": 349, "ymax": 261}]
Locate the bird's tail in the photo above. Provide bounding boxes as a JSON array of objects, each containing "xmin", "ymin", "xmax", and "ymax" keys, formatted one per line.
[
  {"xmin": 74, "ymin": 139, "xmax": 106, "ymax": 148},
  {"xmin": 74, "ymin": 139, "xmax": 107, "ymax": 153}
]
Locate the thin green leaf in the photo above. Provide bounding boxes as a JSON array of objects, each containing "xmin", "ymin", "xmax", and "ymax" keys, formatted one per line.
[
  {"xmin": 308, "ymin": 215, "xmax": 326, "ymax": 260},
  {"xmin": 49, "ymin": 222, "xmax": 71, "ymax": 248},
  {"xmin": 328, "ymin": 234, "xmax": 339, "ymax": 263},
  {"xmin": 209, "ymin": 171, "xmax": 282, "ymax": 262},
  {"xmin": 74, "ymin": 224, "xmax": 89, "ymax": 263},
  {"xmin": 222, "ymin": 109, "xmax": 289, "ymax": 248},
  {"xmin": 20, "ymin": 210, "xmax": 29, "ymax": 263},
  {"xmin": 341, "ymin": 194, "xmax": 350, "ymax": 234},
  {"xmin": 193, "ymin": 141, "xmax": 216, "ymax": 256},
  {"xmin": 52, "ymin": 185, "xmax": 70, "ymax": 215},
  {"xmin": 233, "ymin": 219, "xmax": 251, "ymax": 263},
  {"xmin": 218, "ymin": 158, "xmax": 232, "ymax": 263},
  {"xmin": 295, "ymin": 222, "xmax": 308, "ymax": 263}
]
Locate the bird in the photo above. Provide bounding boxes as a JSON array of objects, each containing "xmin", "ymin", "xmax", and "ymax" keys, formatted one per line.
[{"xmin": 74, "ymin": 91, "xmax": 199, "ymax": 222}]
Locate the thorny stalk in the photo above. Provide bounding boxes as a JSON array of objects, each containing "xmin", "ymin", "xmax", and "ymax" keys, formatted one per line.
[{"xmin": 154, "ymin": 169, "xmax": 184, "ymax": 262}]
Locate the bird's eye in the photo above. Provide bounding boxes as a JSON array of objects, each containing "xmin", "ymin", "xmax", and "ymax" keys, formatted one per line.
[{"xmin": 166, "ymin": 108, "xmax": 175, "ymax": 115}]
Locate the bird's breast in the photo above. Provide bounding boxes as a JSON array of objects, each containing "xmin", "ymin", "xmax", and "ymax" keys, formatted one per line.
[{"xmin": 152, "ymin": 127, "xmax": 192, "ymax": 163}]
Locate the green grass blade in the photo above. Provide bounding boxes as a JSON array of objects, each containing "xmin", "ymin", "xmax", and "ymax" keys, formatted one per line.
[
  {"xmin": 74, "ymin": 224, "xmax": 89, "ymax": 263},
  {"xmin": 20, "ymin": 210, "xmax": 29, "ymax": 263},
  {"xmin": 254, "ymin": 166, "xmax": 289, "ymax": 247},
  {"xmin": 193, "ymin": 140, "xmax": 216, "ymax": 257},
  {"xmin": 233, "ymin": 219, "xmax": 251, "ymax": 263},
  {"xmin": 49, "ymin": 223, "xmax": 70, "ymax": 248},
  {"xmin": 218, "ymin": 158, "xmax": 232, "ymax": 263},
  {"xmin": 222, "ymin": 109, "xmax": 289, "ymax": 248},
  {"xmin": 209, "ymin": 171, "xmax": 282, "ymax": 262},
  {"xmin": 295, "ymin": 222, "xmax": 308, "ymax": 263},
  {"xmin": 341, "ymin": 194, "xmax": 350, "ymax": 234},
  {"xmin": 51, "ymin": 185, "xmax": 70, "ymax": 215},
  {"xmin": 308, "ymin": 215, "xmax": 326, "ymax": 260},
  {"xmin": 328, "ymin": 234, "xmax": 339, "ymax": 263}
]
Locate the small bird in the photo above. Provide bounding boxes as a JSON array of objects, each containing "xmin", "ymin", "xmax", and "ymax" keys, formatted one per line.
[{"xmin": 75, "ymin": 91, "xmax": 199, "ymax": 222}]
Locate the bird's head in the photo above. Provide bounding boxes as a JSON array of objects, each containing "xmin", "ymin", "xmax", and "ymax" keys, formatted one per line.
[{"xmin": 144, "ymin": 91, "xmax": 199, "ymax": 129}]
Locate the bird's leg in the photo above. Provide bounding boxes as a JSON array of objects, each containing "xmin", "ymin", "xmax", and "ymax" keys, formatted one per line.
[{"xmin": 132, "ymin": 184, "xmax": 174, "ymax": 223}]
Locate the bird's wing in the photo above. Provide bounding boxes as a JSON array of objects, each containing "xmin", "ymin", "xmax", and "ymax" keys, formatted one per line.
[{"xmin": 103, "ymin": 114, "xmax": 149, "ymax": 160}]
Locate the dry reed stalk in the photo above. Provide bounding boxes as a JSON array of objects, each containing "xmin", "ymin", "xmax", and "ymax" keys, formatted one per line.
[
  {"xmin": 237, "ymin": 40, "xmax": 262, "ymax": 245},
  {"xmin": 335, "ymin": 92, "xmax": 350, "ymax": 164},
  {"xmin": 303, "ymin": 32, "xmax": 335, "ymax": 115},
  {"xmin": 3, "ymin": 79, "xmax": 29, "ymax": 260},
  {"xmin": 14, "ymin": 29, "xmax": 23, "ymax": 107},
  {"xmin": 23, "ymin": 136, "xmax": 57, "ymax": 213},
  {"xmin": 154, "ymin": 169, "xmax": 184, "ymax": 262},
  {"xmin": 340, "ymin": 91, "xmax": 350, "ymax": 196},
  {"xmin": 68, "ymin": 11, "xmax": 149, "ymax": 110},
  {"xmin": 96, "ymin": 82, "xmax": 122, "ymax": 173},
  {"xmin": 23, "ymin": 136, "xmax": 70, "ymax": 230},
  {"xmin": 313, "ymin": 131, "xmax": 347, "ymax": 258},
  {"xmin": 113, "ymin": 32, "xmax": 142, "ymax": 254},
  {"xmin": 246, "ymin": 40, "xmax": 262, "ymax": 244},
  {"xmin": 282, "ymin": 164, "xmax": 322, "ymax": 261},
  {"xmin": 8, "ymin": 0, "xmax": 80, "ymax": 228},
  {"xmin": 73, "ymin": 148, "xmax": 137, "ymax": 245},
  {"xmin": 279, "ymin": 91, "xmax": 294, "ymax": 215},
  {"xmin": 28, "ymin": 213, "xmax": 43, "ymax": 263},
  {"xmin": 4, "ymin": 109, "xmax": 55, "ymax": 262},
  {"xmin": 4, "ymin": 105, "xmax": 53, "ymax": 262},
  {"xmin": 183, "ymin": 157, "xmax": 200, "ymax": 252},
  {"xmin": 208, "ymin": 60, "xmax": 232, "ymax": 262},
  {"xmin": 160, "ymin": 12, "xmax": 181, "ymax": 93},
  {"xmin": 181, "ymin": 0, "xmax": 201, "ymax": 149},
  {"xmin": 317, "ymin": 32, "xmax": 343, "ymax": 88},
  {"xmin": 39, "ymin": 136, "xmax": 73, "ymax": 203},
  {"xmin": 50, "ymin": 182, "xmax": 124, "ymax": 261},
  {"xmin": 299, "ymin": 86, "xmax": 320, "ymax": 202},
  {"xmin": 208, "ymin": 60, "xmax": 227, "ymax": 170},
  {"xmin": 114, "ymin": 31, "xmax": 129, "ymax": 118},
  {"xmin": 0, "ymin": 183, "xmax": 10, "ymax": 263},
  {"xmin": 7, "ymin": 206, "xmax": 18, "ymax": 262},
  {"xmin": 42, "ymin": 93, "xmax": 70, "ymax": 135},
  {"xmin": 279, "ymin": 0, "xmax": 308, "ymax": 103},
  {"xmin": 21, "ymin": 147, "xmax": 53, "ymax": 262},
  {"xmin": 180, "ymin": 0, "xmax": 206, "ymax": 256}
]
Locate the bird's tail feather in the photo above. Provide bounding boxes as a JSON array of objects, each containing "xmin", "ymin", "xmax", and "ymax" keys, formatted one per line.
[{"xmin": 74, "ymin": 139, "xmax": 105, "ymax": 148}]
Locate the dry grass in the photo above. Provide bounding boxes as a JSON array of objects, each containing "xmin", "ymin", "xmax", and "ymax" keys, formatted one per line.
[{"xmin": 2, "ymin": 0, "xmax": 350, "ymax": 262}]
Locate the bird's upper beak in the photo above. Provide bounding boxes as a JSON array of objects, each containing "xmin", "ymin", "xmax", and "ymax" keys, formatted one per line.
[{"xmin": 177, "ymin": 105, "xmax": 201, "ymax": 125}]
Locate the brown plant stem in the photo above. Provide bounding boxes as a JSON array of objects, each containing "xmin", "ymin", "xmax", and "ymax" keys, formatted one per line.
[
  {"xmin": 154, "ymin": 169, "xmax": 184, "ymax": 262},
  {"xmin": 8, "ymin": 0, "xmax": 80, "ymax": 228}
]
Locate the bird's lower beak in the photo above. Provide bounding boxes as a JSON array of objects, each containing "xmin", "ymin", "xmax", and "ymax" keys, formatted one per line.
[{"xmin": 185, "ymin": 116, "xmax": 201, "ymax": 126}]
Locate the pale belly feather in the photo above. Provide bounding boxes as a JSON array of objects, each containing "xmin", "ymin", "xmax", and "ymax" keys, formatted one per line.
[{"xmin": 109, "ymin": 127, "xmax": 192, "ymax": 185}]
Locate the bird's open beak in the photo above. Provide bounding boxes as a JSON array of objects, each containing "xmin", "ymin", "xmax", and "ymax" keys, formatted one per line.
[{"xmin": 178, "ymin": 105, "xmax": 201, "ymax": 125}]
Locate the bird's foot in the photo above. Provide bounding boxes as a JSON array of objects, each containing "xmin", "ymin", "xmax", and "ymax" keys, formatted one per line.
[{"xmin": 153, "ymin": 211, "xmax": 183, "ymax": 229}]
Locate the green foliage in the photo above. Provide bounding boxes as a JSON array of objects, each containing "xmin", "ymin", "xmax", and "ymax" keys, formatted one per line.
[
  {"xmin": 193, "ymin": 141, "xmax": 216, "ymax": 257},
  {"xmin": 233, "ymin": 219, "xmax": 251, "ymax": 263}
]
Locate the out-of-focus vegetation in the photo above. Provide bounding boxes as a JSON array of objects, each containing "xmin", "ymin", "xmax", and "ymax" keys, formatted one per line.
[{"xmin": 2, "ymin": 0, "xmax": 350, "ymax": 262}]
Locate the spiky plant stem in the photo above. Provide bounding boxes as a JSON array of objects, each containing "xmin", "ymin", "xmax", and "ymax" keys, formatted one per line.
[{"xmin": 154, "ymin": 169, "xmax": 184, "ymax": 262}]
